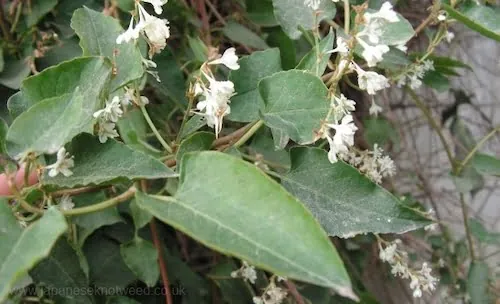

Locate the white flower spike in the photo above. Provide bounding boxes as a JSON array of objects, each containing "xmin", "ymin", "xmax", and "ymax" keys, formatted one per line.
[
  {"xmin": 93, "ymin": 96, "xmax": 123, "ymax": 123},
  {"xmin": 324, "ymin": 114, "xmax": 358, "ymax": 163},
  {"xmin": 365, "ymin": 2, "xmax": 399, "ymax": 23},
  {"xmin": 353, "ymin": 63, "xmax": 390, "ymax": 95},
  {"xmin": 209, "ymin": 47, "xmax": 240, "ymax": 70},
  {"xmin": 326, "ymin": 37, "xmax": 349, "ymax": 57},
  {"xmin": 97, "ymin": 121, "xmax": 119, "ymax": 143},
  {"xmin": 46, "ymin": 147, "xmax": 75, "ymax": 177},
  {"xmin": 59, "ymin": 195, "xmax": 75, "ymax": 211}
]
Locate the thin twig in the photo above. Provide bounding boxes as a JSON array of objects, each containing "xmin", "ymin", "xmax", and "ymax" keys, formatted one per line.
[
  {"xmin": 284, "ymin": 281, "xmax": 305, "ymax": 304},
  {"xmin": 150, "ymin": 218, "xmax": 173, "ymax": 304}
]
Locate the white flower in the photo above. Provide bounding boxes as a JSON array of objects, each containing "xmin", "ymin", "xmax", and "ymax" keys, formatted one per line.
[
  {"xmin": 324, "ymin": 115, "xmax": 358, "ymax": 163},
  {"xmin": 230, "ymin": 261, "xmax": 257, "ymax": 284},
  {"xmin": 193, "ymin": 82, "xmax": 204, "ymax": 96},
  {"xmin": 209, "ymin": 47, "xmax": 240, "ymax": 70},
  {"xmin": 117, "ymin": 3, "xmax": 170, "ymax": 53},
  {"xmin": 304, "ymin": 0, "xmax": 320, "ymax": 10},
  {"xmin": 332, "ymin": 93, "xmax": 356, "ymax": 116},
  {"xmin": 45, "ymin": 147, "xmax": 74, "ymax": 177},
  {"xmin": 391, "ymin": 261, "xmax": 408, "ymax": 277},
  {"xmin": 354, "ymin": 64, "xmax": 390, "ymax": 95},
  {"xmin": 139, "ymin": 4, "xmax": 170, "ymax": 53},
  {"xmin": 445, "ymin": 31, "xmax": 455, "ymax": 43},
  {"xmin": 379, "ymin": 243, "xmax": 397, "ymax": 263},
  {"xmin": 116, "ymin": 16, "xmax": 142, "ymax": 44},
  {"xmin": 357, "ymin": 38, "xmax": 390, "ymax": 67},
  {"xmin": 141, "ymin": 0, "xmax": 168, "ymax": 15},
  {"xmin": 424, "ymin": 223, "xmax": 438, "ymax": 231},
  {"xmin": 253, "ymin": 282, "xmax": 288, "ymax": 304},
  {"xmin": 422, "ymin": 60, "xmax": 435, "ymax": 72},
  {"xmin": 365, "ymin": 2, "xmax": 399, "ymax": 23},
  {"xmin": 97, "ymin": 121, "xmax": 119, "ymax": 143},
  {"xmin": 59, "ymin": 195, "xmax": 75, "ymax": 211},
  {"xmin": 369, "ymin": 99, "xmax": 383, "ymax": 116},
  {"xmin": 437, "ymin": 12, "xmax": 446, "ymax": 21},
  {"xmin": 378, "ymin": 155, "xmax": 396, "ymax": 176},
  {"xmin": 142, "ymin": 57, "xmax": 158, "ymax": 69},
  {"xmin": 93, "ymin": 96, "xmax": 123, "ymax": 122},
  {"xmin": 396, "ymin": 43, "xmax": 408, "ymax": 52},
  {"xmin": 327, "ymin": 37, "xmax": 349, "ymax": 56},
  {"xmin": 438, "ymin": 258, "xmax": 445, "ymax": 268}
]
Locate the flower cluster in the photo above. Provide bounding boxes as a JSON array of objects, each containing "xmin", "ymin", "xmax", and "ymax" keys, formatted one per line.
[
  {"xmin": 230, "ymin": 260, "xmax": 257, "ymax": 284},
  {"xmin": 356, "ymin": 2, "xmax": 400, "ymax": 67},
  {"xmin": 45, "ymin": 147, "xmax": 75, "ymax": 177},
  {"xmin": 340, "ymin": 144, "xmax": 396, "ymax": 183},
  {"xmin": 192, "ymin": 48, "xmax": 239, "ymax": 138},
  {"xmin": 397, "ymin": 60, "xmax": 435, "ymax": 89},
  {"xmin": 93, "ymin": 96, "xmax": 123, "ymax": 143},
  {"xmin": 252, "ymin": 280, "xmax": 288, "ymax": 304},
  {"xmin": 58, "ymin": 195, "xmax": 75, "ymax": 211},
  {"xmin": 116, "ymin": 0, "xmax": 170, "ymax": 54},
  {"xmin": 378, "ymin": 239, "xmax": 438, "ymax": 298}
]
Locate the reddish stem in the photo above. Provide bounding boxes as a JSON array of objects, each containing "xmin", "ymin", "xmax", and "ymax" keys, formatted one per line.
[{"xmin": 150, "ymin": 218, "xmax": 173, "ymax": 304}]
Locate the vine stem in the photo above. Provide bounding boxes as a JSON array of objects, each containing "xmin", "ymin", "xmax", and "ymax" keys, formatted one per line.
[
  {"xmin": 140, "ymin": 105, "xmax": 173, "ymax": 154},
  {"xmin": 406, "ymin": 88, "xmax": 455, "ymax": 165},
  {"xmin": 62, "ymin": 187, "xmax": 136, "ymax": 216},
  {"xmin": 284, "ymin": 281, "xmax": 305, "ymax": 304},
  {"xmin": 456, "ymin": 125, "xmax": 500, "ymax": 175},
  {"xmin": 343, "ymin": 0, "xmax": 350, "ymax": 33},
  {"xmin": 459, "ymin": 193, "xmax": 475, "ymax": 260},
  {"xmin": 231, "ymin": 120, "xmax": 264, "ymax": 148},
  {"xmin": 150, "ymin": 218, "xmax": 173, "ymax": 304}
]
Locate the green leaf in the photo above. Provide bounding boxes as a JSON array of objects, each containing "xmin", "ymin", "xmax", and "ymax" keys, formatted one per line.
[
  {"xmin": 179, "ymin": 115, "xmax": 207, "ymax": 140},
  {"xmin": 272, "ymin": 0, "xmax": 336, "ymax": 39},
  {"xmin": 223, "ymin": 21, "xmax": 269, "ymax": 50},
  {"xmin": 0, "ymin": 57, "xmax": 31, "ymax": 90},
  {"xmin": 25, "ymin": 0, "xmax": 58, "ymax": 27},
  {"xmin": 176, "ymin": 132, "xmax": 215, "ymax": 164},
  {"xmin": 265, "ymin": 27, "xmax": 296, "ymax": 70},
  {"xmin": 162, "ymin": 248, "xmax": 210, "ymax": 303},
  {"xmin": 467, "ymin": 261, "xmax": 491, "ymax": 304},
  {"xmin": 246, "ymin": 0, "xmax": 278, "ymax": 27},
  {"xmin": 363, "ymin": 118, "xmax": 399, "ymax": 149},
  {"xmin": 30, "ymin": 239, "xmax": 93, "ymax": 304},
  {"xmin": 228, "ymin": 48, "xmax": 282, "ymax": 122},
  {"xmin": 249, "ymin": 127, "xmax": 290, "ymax": 169},
  {"xmin": 188, "ymin": 36, "xmax": 208, "ymax": 63},
  {"xmin": 147, "ymin": 50, "xmax": 187, "ymax": 107},
  {"xmin": 378, "ymin": 47, "xmax": 411, "ymax": 71},
  {"xmin": 0, "ymin": 118, "xmax": 8, "ymax": 155},
  {"xmin": 6, "ymin": 57, "xmax": 112, "ymax": 157},
  {"xmin": 296, "ymin": 29, "xmax": 334, "ymax": 77},
  {"xmin": 422, "ymin": 71, "xmax": 450, "ymax": 92},
  {"xmin": 443, "ymin": 4, "xmax": 500, "ymax": 42},
  {"xmin": 71, "ymin": 7, "xmax": 144, "ymax": 90},
  {"xmin": 260, "ymin": 70, "xmax": 329, "ymax": 144},
  {"xmin": 120, "ymin": 238, "xmax": 159, "ymax": 287},
  {"xmin": 72, "ymin": 192, "xmax": 124, "ymax": 245},
  {"xmin": 43, "ymin": 133, "xmax": 176, "ymax": 188},
  {"xmin": 129, "ymin": 199, "xmax": 152, "ymax": 232},
  {"xmin": 472, "ymin": 153, "xmax": 500, "ymax": 176},
  {"xmin": 280, "ymin": 147, "xmax": 429, "ymax": 237},
  {"xmin": 469, "ymin": 218, "xmax": 500, "ymax": 245},
  {"xmin": 0, "ymin": 206, "xmax": 68, "ymax": 302},
  {"xmin": 13, "ymin": 56, "xmax": 108, "ymax": 117},
  {"xmin": 136, "ymin": 151, "xmax": 356, "ymax": 299},
  {"xmin": 378, "ymin": 13, "xmax": 415, "ymax": 46},
  {"xmin": 116, "ymin": 108, "xmax": 160, "ymax": 156},
  {"xmin": 83, "ymin": 232, "xmax": 136, "ymax": 289}
]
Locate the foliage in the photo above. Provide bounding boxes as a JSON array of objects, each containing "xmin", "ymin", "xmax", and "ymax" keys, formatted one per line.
[{"xmin": 0, "ymin": 0, "xmax": 499, "ymax": 303}]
